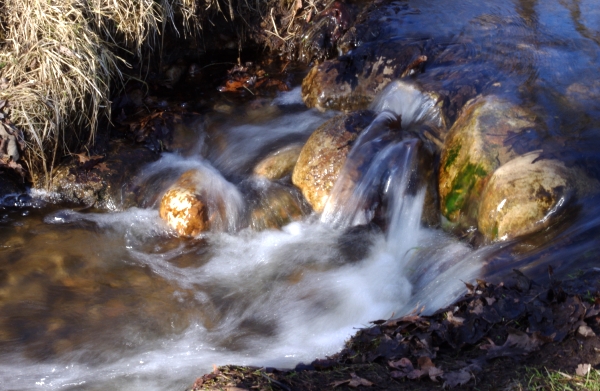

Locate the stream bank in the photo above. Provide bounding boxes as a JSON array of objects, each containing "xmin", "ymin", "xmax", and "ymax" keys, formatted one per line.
[{"xmin": 190, "ymin": 270, "xmax": 600, "ymax": 390}]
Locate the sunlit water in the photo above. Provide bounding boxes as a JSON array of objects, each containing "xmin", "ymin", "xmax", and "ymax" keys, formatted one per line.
[{"xmin": 2, "ymin": 0, "xmax": 600, "ymax": 389}]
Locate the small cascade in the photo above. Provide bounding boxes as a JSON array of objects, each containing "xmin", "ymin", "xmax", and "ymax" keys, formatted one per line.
[
  {"xmin": 371, "ymin": 80, "xmax": 446, "ymax": 130},
  {"xmin": 320, "ymin": 111, "xmax": 405, "ymax": 227}
]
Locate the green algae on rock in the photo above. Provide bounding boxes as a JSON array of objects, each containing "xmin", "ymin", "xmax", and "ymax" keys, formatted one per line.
[{"xmin": 439, "ymin": 95, "xmax": 540, "ymax": 228}]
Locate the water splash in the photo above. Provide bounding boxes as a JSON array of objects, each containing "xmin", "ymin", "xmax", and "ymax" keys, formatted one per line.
[{"xmin": 371, "ymin": 80, "xmax": 446, "ymax": 129}]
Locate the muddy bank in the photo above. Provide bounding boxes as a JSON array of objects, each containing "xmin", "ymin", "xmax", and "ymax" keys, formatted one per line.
[{"xmin": 190, "ymin": 269, "xmax": 600, "ymax": 390}]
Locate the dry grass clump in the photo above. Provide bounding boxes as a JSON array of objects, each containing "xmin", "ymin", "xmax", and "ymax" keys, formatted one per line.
[
  {"xmin": 0, "ymin": 0, "xmax": 327, "ymax": 186},
  {"xmin": 0, "ymin": 0, "xmax": 200, "ymax": 186}
]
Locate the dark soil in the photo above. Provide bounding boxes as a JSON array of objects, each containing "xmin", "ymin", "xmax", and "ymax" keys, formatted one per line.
[{"xmin": 188, "ymin": 269, "xmax": 600, "ymax": 390}]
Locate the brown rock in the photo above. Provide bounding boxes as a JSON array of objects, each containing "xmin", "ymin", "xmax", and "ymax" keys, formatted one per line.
[
  {"xmin": 248, "ymin": 184, "xmax": 307, "ymax": 231},
  {"xmin": 253, "ymin": 144, "xmax": 303, "ymax": 181},
  {"xmin": 159, "ymin": 170, "xmax": 210, "ymax": 236},
  {"xmin": 292, "ymin": 111, "xmax": 376, "ymax": 212}
]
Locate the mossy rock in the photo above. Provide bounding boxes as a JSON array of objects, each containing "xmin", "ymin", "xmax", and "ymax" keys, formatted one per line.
[
  {"xmin": 439, "ymin": 95, "xmax": 539, "ymax": 228},
  {"xmin": 478, "ymin": 152, "xmax": 577, "ymax": 241}
]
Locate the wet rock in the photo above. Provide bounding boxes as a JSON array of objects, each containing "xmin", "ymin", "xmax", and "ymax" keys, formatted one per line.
[
  {"xmin": 478, "ymin": 152, "xmax": 596, "ymax": 241},
  {"xmin": 439, "ymin": 95, "xmax": 540, "ymax": 228},
  {"xmin": 302, "ymin": 40, "xmax": 427, "ymax": 112},
  {"xmin": 159, "ymin": 168, "xmax": 242, "ymax": 236},
  {"xmin": 247, "ymin": 182, "xmax": 308, "ymax": 231},
  {"xmin": 43, "ymin": 140, "xmax": 159, "ymax": 209},
  {"xmin": 159, "ymin": 170, "xmax": 211, "ymax": 236},
  {"xmin": 292, "ymin": 111, "xmax": 376, "ymax": 212},
  {"xmin": 253, "ymin": 144, "xmax": 303, "ymax": 180}
]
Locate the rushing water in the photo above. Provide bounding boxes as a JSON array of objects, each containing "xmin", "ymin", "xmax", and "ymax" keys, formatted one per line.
[{"xmin": 3, "ymin": 0, "xmax": 600, "ymax": 389}]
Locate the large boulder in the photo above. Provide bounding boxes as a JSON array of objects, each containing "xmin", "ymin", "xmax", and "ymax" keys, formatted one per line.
[
  {"xmin": 477, "ymin": 152, "xmax": 596, "ymax": 241},
  {"xmin": 292, "ymin": 111, "xmax": 376, "ymax": 212},
  {"xmin": 438, "ymin": 95, "xmax": 540, "ymax": 227}
]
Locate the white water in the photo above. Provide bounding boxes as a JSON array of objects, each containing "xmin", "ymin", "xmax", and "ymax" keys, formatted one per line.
[{"xmin": 0, "ymin": 87, "xmax": 486, "ymax": 391}]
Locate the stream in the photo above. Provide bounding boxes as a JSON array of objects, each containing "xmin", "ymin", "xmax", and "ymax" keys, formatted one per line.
[{"xmin": 2, "ymin": 0, "xmax": 600, "ymax": 389}]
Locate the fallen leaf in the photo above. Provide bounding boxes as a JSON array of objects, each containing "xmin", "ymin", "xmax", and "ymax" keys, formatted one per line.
[
  {"xmin": 331, "ymin": 379, "xmax": 350, "ymax": 388},
  {"xmin": 443, "ymin": 370, "xmax": 471, "ymax": 389},
  {"xmin": 418, "ymin": 356, "xmax": 443, "ymax": 381},
  {"xmin": 388, "ymin": 358, "xmax": 413, "ymax": 371},
  {"xmin": 484, "ymin": 297, "xmax": 497, "ymax": 305},
  {"xmin": 331, "ymin": 373, "xmax": 373, "ymax": 388},
  {"xmin": 576, "ymin": 363, "xmax": 591, "ymax": 377},
  {"xmin": 407, "ymin": 369, "xmax": 424, "ymax": 379},
  {"xmin": 481, "ymin": 329, "xmax": 543, "ymax": 358},
  {"xmin": 446, "ymin": 311, "xmax": 464, "ymax": 326},
  {"xmin": 585, "ymin": 304, "xmax": 600, "ymax": 319},
  {"xmin": 73, "ymin": 152, "xmax": 103, "ymax": 164},
  {"xmin": 348, "ymin": 372, "xmax": 373, "ymax": 387},
  {"xmin": 463, "ymin": 281, "xmax": 475, "ymax": 294},
  {"xmin": 577, "ymin": 324, "xmax": 596, "ymax": 338},
  {"xmin": 95, "ymin": 162, "xmax": 111, "ymax": 173}
]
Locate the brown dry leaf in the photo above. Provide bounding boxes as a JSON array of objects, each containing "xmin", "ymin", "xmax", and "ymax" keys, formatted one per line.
[
  {"xmin": 348, "ymin": 372, "xmax": 373, "ymax": 387},
  {"xmin": 388, "ymin": 358, "xmax": 414, "ymax": 371},
  {"xmin": 418, "ymin": 356, "xmax": 444, "ymax": 381},
  {"xmin": 331, "ymin": 373, "xmax": 373, "ymax": 388},
  {"xmin": 463, "ymin": 281, "xmax": 475, "ymax": 294},
  {"xmin": 73, "ymin": 152, "xmax": 103, "ymax": 164},
  {"xmin": 446, "ymin": 311, "xmax": 464, "ymax": 326},
  {"xmin": 95, "ymin": 162, "xmax": 110, "ymax": 173},
  {"xmin": 576, "ymin": 363, "xmax": 591, "ymax": 377}
]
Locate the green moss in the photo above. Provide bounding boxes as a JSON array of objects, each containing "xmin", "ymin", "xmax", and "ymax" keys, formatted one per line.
[
  {"xmin": 445, "ymin": 162, "xmax": 488, "ymax": 217},
  {"xmin": 444, "ymin": 145, "xmax": 460, "ymax": 170},
  {"xmin": 492, "ymin": 224, "xmax": 498, "ymax": 239}
]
